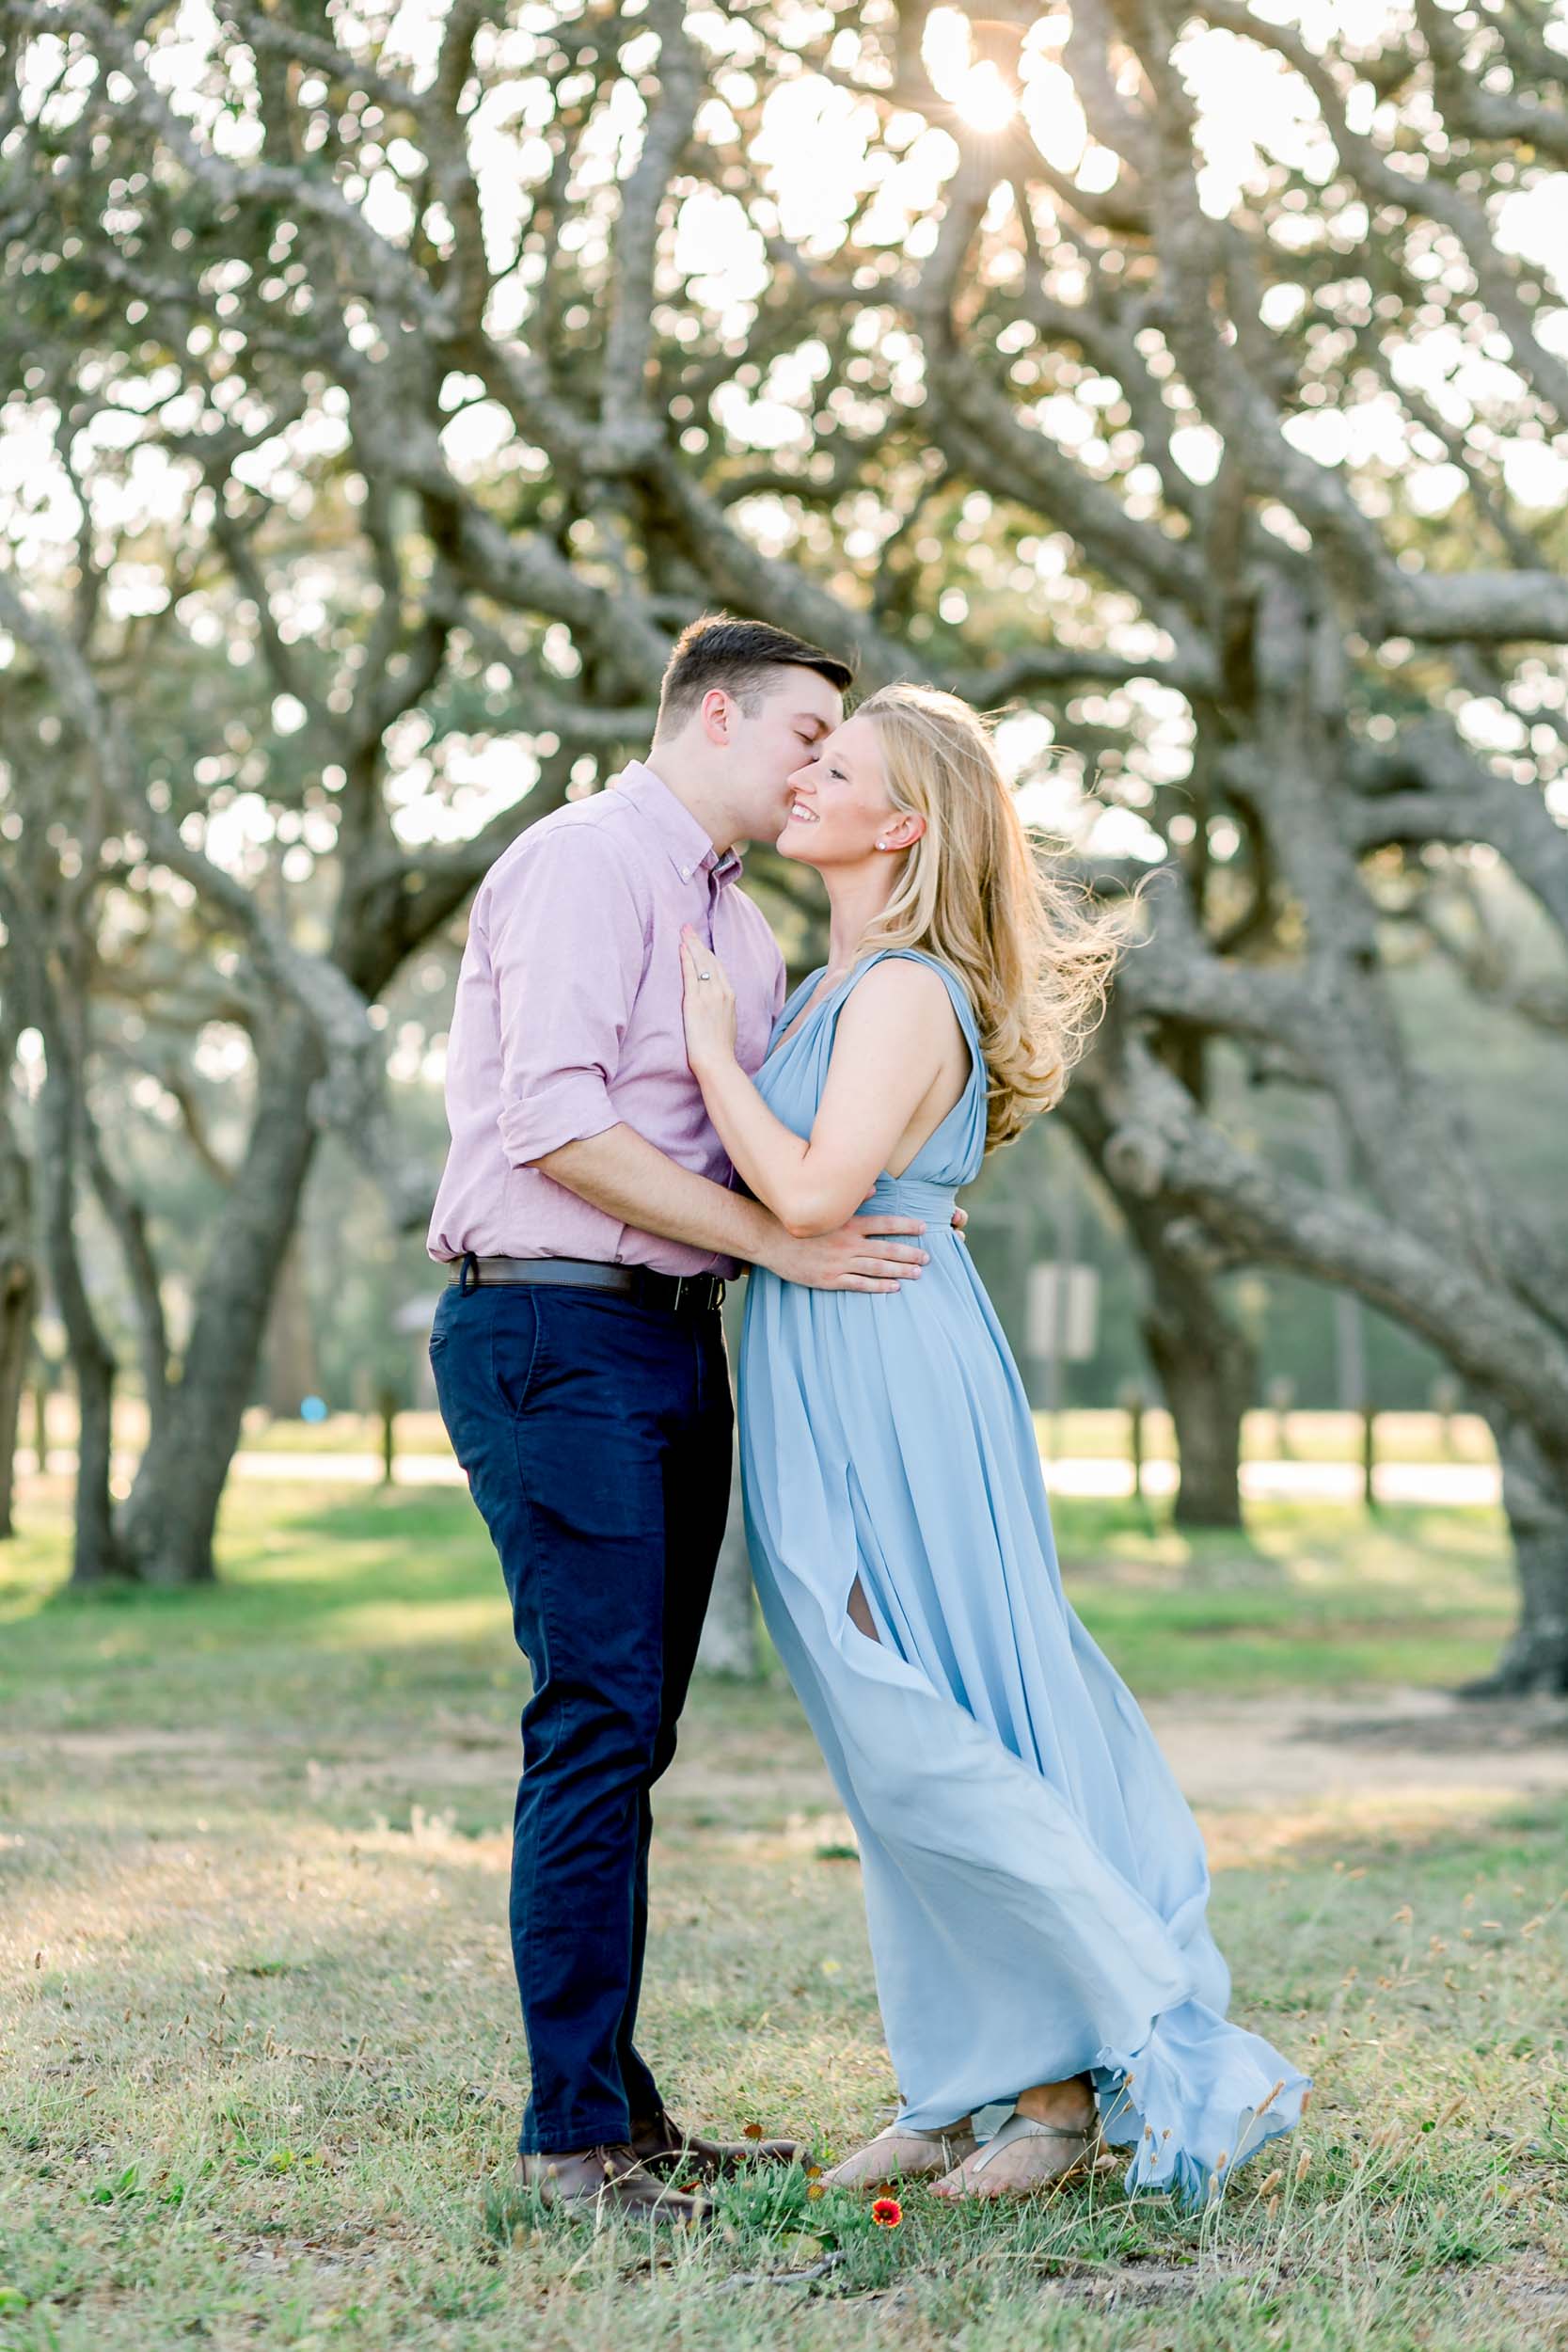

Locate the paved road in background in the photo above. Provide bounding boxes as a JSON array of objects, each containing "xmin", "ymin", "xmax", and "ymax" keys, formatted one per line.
[{"xmin": 194, "ymin": 1449, "xmax": 1500, "ymax": 1507}]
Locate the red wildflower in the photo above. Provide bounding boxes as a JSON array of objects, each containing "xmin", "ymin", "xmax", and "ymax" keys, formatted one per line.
[{"xmin": 871, "ymin": 2197, "xmax": 903, "ymax": 2229}]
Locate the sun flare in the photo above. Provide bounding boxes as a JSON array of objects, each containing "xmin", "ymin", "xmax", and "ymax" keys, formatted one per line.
[
  {"xmin": 953, "ymin": 57, "xmax": 1018, "ymax": 133},
  {"xmin": 924, "ymin": 9, "xmax": 1020, "ymax": 133}
]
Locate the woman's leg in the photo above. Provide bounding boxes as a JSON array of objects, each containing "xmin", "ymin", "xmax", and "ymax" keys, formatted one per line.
[
  {"xmin": 839, "ymin": 1577, "xmax": 1095, "ymax": 2192},
  {"xmin": 847, "ymin": 1574, "xmax": 878, "ymax": 1641}
]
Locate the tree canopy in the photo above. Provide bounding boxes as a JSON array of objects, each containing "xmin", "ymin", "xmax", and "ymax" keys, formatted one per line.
[{"xmin": 2, "ymin": 0, "xmax": 1567, "ymax": 1675}]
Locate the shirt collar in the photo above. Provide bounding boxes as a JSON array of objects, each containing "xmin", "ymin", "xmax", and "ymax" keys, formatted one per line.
[{"xmin": 615, "ymin": 758, "xmax": 744, "ymax": 888}]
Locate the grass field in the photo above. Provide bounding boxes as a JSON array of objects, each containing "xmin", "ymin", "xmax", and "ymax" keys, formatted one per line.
[{"xmin": 3, "ymin": 1474, "xmax": 1566, "ymax": 2350}]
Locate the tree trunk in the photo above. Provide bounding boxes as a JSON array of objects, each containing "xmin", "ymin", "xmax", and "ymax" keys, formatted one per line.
[
  {"xmin": 1140, "ymin": 1236, "xmax": 1255, "ymax": 1531},
  {"xmin": 697, "ymin": 1457, "xmax": 761, "ymax": 1677},
  {"xmin": 0, "ymin": 1256, "xmax": 34, "ymax": 1539},
  {"xmin": 69, "ymin": 1326, "xmax": 125, "ymax": 1584},
  {"xmin": 1464, "ymin": 1407, "xmax": 1568, "ymax": 1695},
  {"xmin": 696, "ymin": 1326, "xmax": 760, "ymax": 1677},
  {"xmin": 698, "ymin": 1490, "xmax": 760, "ymax": 1677},
  {"xmin": 1061, "ymin": 1075, "xmax": 1254, "ymax": 1529},
  {"xmin": 0, "ymin": 1081, "xmax": 35, "ymax": 1539},
  {"xmin": 1, "ymin": 986, "xmax": 38, "ymax": 1539},
  {"xmin": 2, "ymin": 893, "xmax": 133, "ymax": 1585},
  {"xmin": 262, "ymin": 1228, "xmax": 320, "ymax": 1420},
  {"xmin": 118, "ymin": 1011, "xmax": 324, "ymax": 1584}
]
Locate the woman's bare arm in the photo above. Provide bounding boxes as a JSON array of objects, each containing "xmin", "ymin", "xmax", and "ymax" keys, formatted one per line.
[
  {"xmin": 682, "ymin": 951, "xmax": 966, "ymax": 1238},
  {"xmin": 539, "ymin": 1122, "xmax": 932, "ymax": 1288}
]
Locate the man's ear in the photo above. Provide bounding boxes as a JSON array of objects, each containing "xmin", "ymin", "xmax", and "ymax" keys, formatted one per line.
[{"xmin": 700, "ymin": 687, "xmax": 733, "ymax": 746}]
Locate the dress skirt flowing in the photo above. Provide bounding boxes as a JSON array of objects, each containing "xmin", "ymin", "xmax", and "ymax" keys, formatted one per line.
[{"xmin": 737, "ymin": 950, "xmax": 1308, "ymax": 2203}]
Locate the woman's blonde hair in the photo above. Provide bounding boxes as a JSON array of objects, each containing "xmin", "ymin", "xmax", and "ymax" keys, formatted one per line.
[{"xmin": 855, "ymin": 682, "xmax": 1129, "ymax": 1153}]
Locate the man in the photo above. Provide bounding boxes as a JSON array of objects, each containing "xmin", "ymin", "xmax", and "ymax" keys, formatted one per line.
[{"xmin": 427, "ymin": 615, "xmax": 936, "ymax": 2222}]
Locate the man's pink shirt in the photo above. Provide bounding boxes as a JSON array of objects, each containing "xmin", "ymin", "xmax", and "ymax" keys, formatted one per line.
[{"xmin": 427, "ymin": 760, "xmax": 786, "ymax": 1279}]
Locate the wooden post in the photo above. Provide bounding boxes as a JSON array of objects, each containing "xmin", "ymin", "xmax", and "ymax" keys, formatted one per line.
[
  {"xmin": 1361, "ymin": 1405, "xmax": 1377, "ymax": 1512},
  {"xmin": 1265, "ymin": 1375, "xmax": 1294, "ymax": 1460},
  {"xmin": 1431, "ymin": 1375, "xmax": 1462, "ymax": 1460},
  {"xmin": 377, "ymin": 1387, "xmax": 398, "ymax": 1487},
  {"xmin": 1117, "ymin": 1378, "xmax": 1147, "ymax": 1505}
]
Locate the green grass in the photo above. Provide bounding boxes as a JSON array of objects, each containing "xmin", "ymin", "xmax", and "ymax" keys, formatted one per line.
[
  {"xmin": 2, "ymin": 1479, "xmax": 1564, "ymax": 2350},
  {"xmin": 0, "ymin": 1480, "xmax": 1515, "ymax": 1729}
]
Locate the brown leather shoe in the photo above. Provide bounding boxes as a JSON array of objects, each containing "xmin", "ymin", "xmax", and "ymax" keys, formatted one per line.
[
  {"xmin": 630, "ymin": 2107, "xmax": 807, "ymax": 2184},
  {"xmin": 515, "ymin": 2142, "xmax": 708, "ymax": 2224}
]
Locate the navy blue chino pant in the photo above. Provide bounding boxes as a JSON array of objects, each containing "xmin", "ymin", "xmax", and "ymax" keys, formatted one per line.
[{"xmin": 429, "ymin": 1276, "xmax": 733, "ymax": 2155}]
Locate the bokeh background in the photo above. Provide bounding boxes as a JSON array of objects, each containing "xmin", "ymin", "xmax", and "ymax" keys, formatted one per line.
[{"xmin": 3, "ymin": 2, "xmax": 1568, "ymax": 2346}]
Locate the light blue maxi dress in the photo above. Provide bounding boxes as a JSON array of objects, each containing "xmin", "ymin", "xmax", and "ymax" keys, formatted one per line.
[{"xmin": 737, "ymin": 948, "xmax": 1309, "ymax": 2205}]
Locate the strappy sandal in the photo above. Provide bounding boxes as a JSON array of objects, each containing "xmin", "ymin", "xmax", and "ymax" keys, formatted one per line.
[
  {"xmin": 931, "ymin": 2107, "xmax": 1102, "ymax": 2200},
  {"xmin": 820, "ymin": 2119, "xmax": 979, "ymax": 2192}
]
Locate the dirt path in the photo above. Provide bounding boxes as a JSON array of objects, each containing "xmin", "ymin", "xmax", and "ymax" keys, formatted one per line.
[
  {"xmin": 19, "ymin": 1683, "xmax": 1568, "ymax": 1834},
  {"xmin": 1139, "ymin": 1684, "xmax": 1568, "ymax": 1867},
  {"xmin": 1148, "ymin": 1684, "xmax": 1568, "ymax": 1807}
]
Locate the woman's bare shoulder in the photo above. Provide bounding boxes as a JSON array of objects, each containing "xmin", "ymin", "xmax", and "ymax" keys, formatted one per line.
[{"xmin": 836, "ymin": 955, "xmax": 961, "ymax": 1041}]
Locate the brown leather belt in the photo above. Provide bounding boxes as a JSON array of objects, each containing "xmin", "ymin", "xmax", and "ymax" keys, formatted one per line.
[{"xmin": 444, "ymin": 1252, "xmax": 725, "ymax": 1315}]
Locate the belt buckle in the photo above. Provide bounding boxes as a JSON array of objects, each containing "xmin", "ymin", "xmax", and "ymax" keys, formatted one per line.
[{"xmin": 670, "ymin": 1272, "xmax": 722, "ymax": 1313}]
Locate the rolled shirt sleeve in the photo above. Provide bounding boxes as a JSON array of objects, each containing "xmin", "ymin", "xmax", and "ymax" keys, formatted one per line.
[{"xmin": 488, "ymin": 828, "xmax": 648, "ymax": 1168}]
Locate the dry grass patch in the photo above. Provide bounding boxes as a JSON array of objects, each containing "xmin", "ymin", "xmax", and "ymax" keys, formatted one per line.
[{"xmin": 2, "ymin": 1482, "xmax": 1565, "ymax": 2349}]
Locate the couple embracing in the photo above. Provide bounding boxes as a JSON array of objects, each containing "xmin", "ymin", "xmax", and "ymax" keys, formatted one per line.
[{"xmin": 426, "ymin": 615, "xmax": 1307, "ymax": 2222}]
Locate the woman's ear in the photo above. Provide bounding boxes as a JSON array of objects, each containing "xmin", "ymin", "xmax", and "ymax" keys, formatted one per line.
[{"xmin": 878, "ymin": 810, "xmax": 927, "ymax": 851}]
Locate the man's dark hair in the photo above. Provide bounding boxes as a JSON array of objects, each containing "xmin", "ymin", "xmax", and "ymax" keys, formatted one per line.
[{"xmin": 655, "ymin": 613, "xmax": 854, "ymax": 732}]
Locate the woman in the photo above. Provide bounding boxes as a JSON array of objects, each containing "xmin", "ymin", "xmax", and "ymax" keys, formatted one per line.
[{"xmin": 678, "ymin": 683, "xmax": 1308, "ymax": 2203}]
